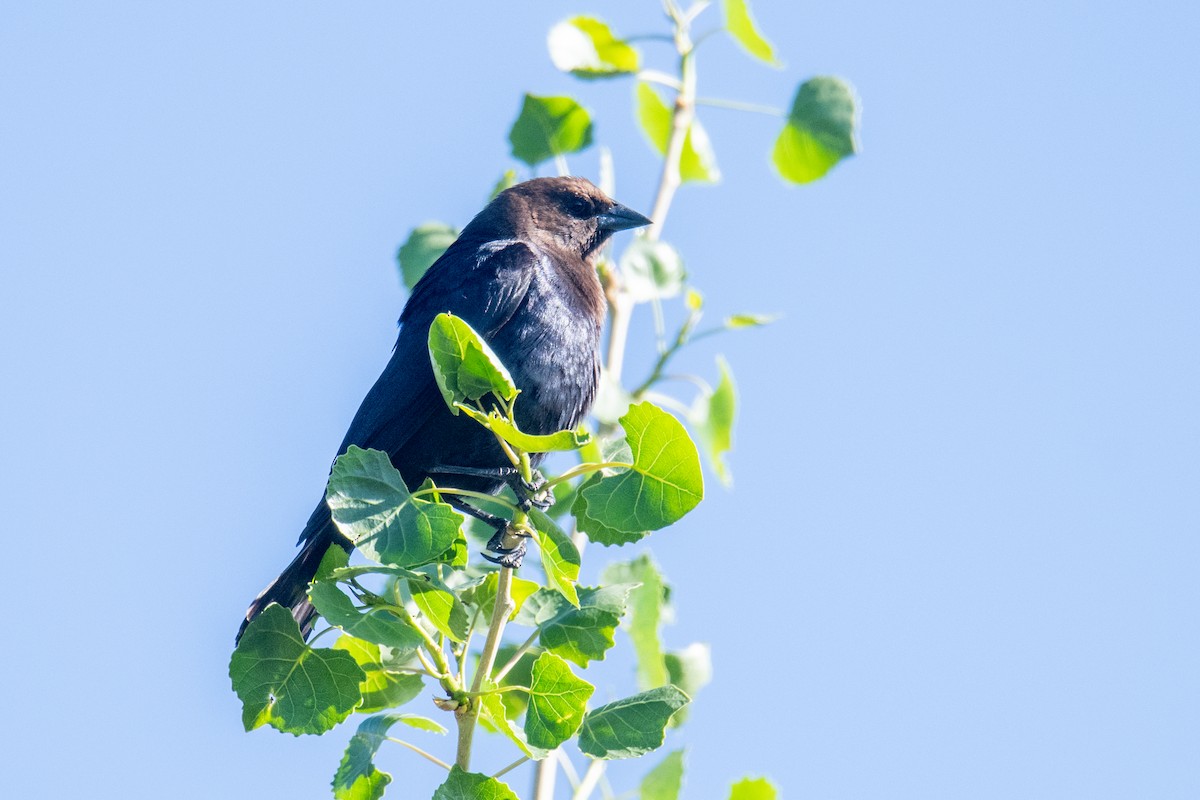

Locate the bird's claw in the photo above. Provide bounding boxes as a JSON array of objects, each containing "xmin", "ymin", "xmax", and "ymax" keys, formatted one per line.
[
  {"xmin": 483, "ymin": 524, "xmax": 531, "ymax": 569},
  {"xmin": 514, "ymin": 471, "xmax": 553, "ymax": 512}
]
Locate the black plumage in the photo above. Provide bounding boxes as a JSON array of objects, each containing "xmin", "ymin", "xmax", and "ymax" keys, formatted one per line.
[{"xmin": 238, "ymin": 177, "xmax": 651, "ymax": 640}]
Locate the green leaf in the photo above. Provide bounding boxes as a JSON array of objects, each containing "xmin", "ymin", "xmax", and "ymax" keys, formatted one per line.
[
  {"xmin": 433, "ymin": 766, "xmax": 520, "ymax": 800},
  {"xmin": 489, "ymin": 169, "xmax": 518, "ymax": 200},
  {"xmin": 308, "ymin": 581, "xmax": 424, "ymax": 656},
  {"xmin": 641, "ymin": 749, "xmax": 686, "ymax": 800},
  {"xmin": 478, "ymin": 682, "xmax": 547, "ymax": 759},
  {"xmin": 524, "ymin": 653, "xmax": 595, "ymax": 750},
  {"xmin": 692, "ymin": 357, "xmax": 737, "ymax": 487},
  {"xmin": 548, "ymin": 16, "xmax": 640, "ymax": 79},
  {"xmin": 397, "ymin": 222, "xmax": 458, "ymax": 290},
  {"xmin": 332, "ymin": 714, "xmax": 420, "ymax": 800},
  {"xmin": 496, "ymin": 644, "xmax": 542, "ymax": 718},
  {"xmin": 407, "ymin": 573, "xmax": 470, "ymax": 642},
  {"xmin": 773, "ymin": 76, "xmax": 859, "ymax": 184},
  {"xmin": 574, "ymin": 479, "xmax": 648, "ymax": 546},
  {"xmin": 229, "ymin": 604, "xmax": 364, "ymax": 735},
  {"xmin": 729, "ymin": 776, "xmax": 778, "ymax": 800},
  {"xmin": 619, "ymin": 239, "xmax": 686, "ymax": 302},
  {"xmin": 725, "ymin": 312, "xmax": 777, "ymax": 329},
  {"xmin": 664, "ymin": 643, "xmax": 712, "ymax": 726},
  {"xmin": 576, "ymin": 402, "xmax": 704, "ymax": 533},
  {"xmin": 514, "ymin": 584, "xmax": 634, "ymax": 667},
  {"xmin": 334, "ymin": 636, "xmax": 425, "ymax": 713},
  {"xmin": 529, "ymin": 509, "xmax": 581, "ymax": 606},
  {"xmin": 635, "ymin": 83, "xmax": 720, "ymax": 184},
  {"xmin": 577, "ymin": 685, "xmax": 690, "ymax": 759},
  {"xmin": 722, "ymin": 0, "xmax": 780, "ymax": 66},
  {"xmin": 463, "ymin": 571, "xmax": 540, "ymax": 622},
  {"xmin": 455, "ymin": 403, "xmax": 591, "ymax": 452},
  {"xmin": 428, "ymin": 313, "xmax": 518, "ymax": 410},
  {"xmin": 327, "ymin": 446, "xmax": 464, "ymax": 568},
  {"xmin": 509, "ymin": 94, "xmax": 594, "ymax": 166},
  {"xmin": 602, "ymin": 555, "xmax": 668, "ymax": 689}
]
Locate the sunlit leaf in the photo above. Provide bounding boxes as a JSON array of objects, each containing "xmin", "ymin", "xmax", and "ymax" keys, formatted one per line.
[
  {"xmin": 327, "ymin": 446, "xmax": 463, "ymax": 568},
  {"xmin": 334, "ymin": 636, "xmax": 425, "ymax": 713},
  {"xmin": 725, "ymin": 312, "xmax": 777, "ymax": 329},
  {"xmin": 773, "ymin": 76, "xmax": 859, "ymax": 184},
  {"xmin": 575, "ymin": 402, "xmax": 704, "ymax": 533},
  {"xmin": 530, "ymin": 509, "xmax": 581, "ymax": 606},
  {"xmin": 478, "ymin": 682, "xmax": 547, "ymax": 759},
  {"xmin": 729, "ymin": 777, "xmax": 778, "ymax": 800},
  {"xmin": 397, "ymin": 222, "xmax": 458, "ymax": 290},
  {"xmin": 509, "ymin": 94, "xmax": 594, "ymax": 166},
  {"xmin": 577, "ymin": 685, "xmax": 689, "ymax": 759},
  {"xmin": 574, "ymin": 477, "xmax": 647, "ymax": 546},
  {"xmin": 692, "ymin": 357, "xmax": 737, "ymax": 486},
  {"xmin": 635, "ymin": 83, "xmax": 720, "ymax": 184},
  {"xmin": 308, "ymin": 581, "xmax": 424, "ymax": 656},
  {"xmin": 333, "ymin": 714, "xmax": 426, "ymax": 800},
  {"xmin": 463, "ymin": 571, "xmax": 541, "ymax": 622},
  {"xmin": 433, "ymin": 766, "xmax": 520, "ymax": 800},
  {"xmin": 641, "ymin": 749, "xmax": 686, "ymax": 800},
  {"xmin": 407, "ymin": 572, "xmax": 470, "ymax": 642},
  {"xmin": 229, "ymin": 604, "xmax": 364, "ymax": 735},
  {"xmin": 602, "ymin": 555, "xmax": 668, "ymax": 689},
  {"xmin": 665, "ymin": 642, "xmax": 712, "ymax": 726},
  {"xmin": 490, "ymin": 169, "xmax": 518, "ymax": 200},
  {"xmin": 722, "ymin": 0, "xmax": 781, "ymax": 66},
  {"xmin": 524, "ymin": 653, "xmax": 595, "ymax": 750},
  {"xmin": 548, "ymin": 16, "xmax": 640, "ymax": 78},
  {"xmin": 428, "ymin": 313, "xmax": 518, "ymax": 410},
  {"xmin": 455, "ymin": 404, "xmax": 591, "ymax": 453},
  {"xmin": 513, "ymin": 584, "xmax": 634, "ymax": 667}
]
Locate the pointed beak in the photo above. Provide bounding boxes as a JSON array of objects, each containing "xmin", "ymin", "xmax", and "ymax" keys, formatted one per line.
[{"xmin": 596, "ymin": 202, "xmax": 653, "ymax": 232}]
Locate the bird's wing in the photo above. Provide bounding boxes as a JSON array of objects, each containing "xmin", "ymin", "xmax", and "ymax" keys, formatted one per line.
[{"xmin": 336, "ymin": 239, "xmax": 540, "ymax": 461}]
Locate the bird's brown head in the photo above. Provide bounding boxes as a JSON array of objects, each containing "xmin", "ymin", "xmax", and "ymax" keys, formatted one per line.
[{"xmin": 468, "ymin": 176, "xmax": 652, "ymax": 260}]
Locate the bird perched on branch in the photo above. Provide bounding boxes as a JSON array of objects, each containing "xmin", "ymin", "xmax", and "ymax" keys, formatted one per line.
[{"xmin": 238, "ymin": 177, "xmax": 652, "ymax": 640}]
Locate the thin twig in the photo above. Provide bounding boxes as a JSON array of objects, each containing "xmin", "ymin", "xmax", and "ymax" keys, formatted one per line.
[
  {"xmin": 492, "ymin": 755, "xmax": 530, "ymax": 779},
  {"xmin": 572, "ymin": 760, "xmax": 606, "ymax": 800}
]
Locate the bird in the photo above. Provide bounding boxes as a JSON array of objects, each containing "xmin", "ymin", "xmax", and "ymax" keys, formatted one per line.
[{"xmin": 238, "ymin": 176, "xmax": 652, "ymax": 641}]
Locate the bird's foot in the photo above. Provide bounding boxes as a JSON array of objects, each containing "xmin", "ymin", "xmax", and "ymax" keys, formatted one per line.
[
  {"xmin": 482, "ymin": 523, "xmax": 533, "ymax": 569},
  {"xmin": 513, "ymin": 470, "xmax": 553, "ymax": 512}
]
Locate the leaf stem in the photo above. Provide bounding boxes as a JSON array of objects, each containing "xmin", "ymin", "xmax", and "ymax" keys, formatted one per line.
[
  {"xmin": 386, "ymin": 737, "xmax": 452, "ymax": 771},
  {"xmin": 412, "ymin": 486, "xmax": 521, "ymax": 513},
  {"xmin": 493, "ymin": 628, "xmax": 540, "ymax": 683},
  {"xmin": 492, "ymin": 756, "xmax": 530, "ymax": 779},
  {"xmin": 544, "ymin": 461, "xmax": 631, "ymax": 488},
  {"xmin": 695, "ymin": 96, "xmax": 785, "ymax": 116},
  {"xmin": 455, "ymin": 562, "xmax": 519, "ymax": 769}
]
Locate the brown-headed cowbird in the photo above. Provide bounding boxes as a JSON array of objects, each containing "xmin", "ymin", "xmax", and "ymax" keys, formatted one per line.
[{"xmin": 238, "ymin": 177, "xmax": 651, "ymax": 640}]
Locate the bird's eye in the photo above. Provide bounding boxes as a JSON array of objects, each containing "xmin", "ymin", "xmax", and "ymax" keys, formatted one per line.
[{"xmin": 566, "ymin": 194, "xmax": 592, "ymax": 217}]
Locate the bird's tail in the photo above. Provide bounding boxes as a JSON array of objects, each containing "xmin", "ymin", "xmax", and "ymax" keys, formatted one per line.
[{"xmin": 237, "ymin": 531, "xmax": 334, "ymax": 643}]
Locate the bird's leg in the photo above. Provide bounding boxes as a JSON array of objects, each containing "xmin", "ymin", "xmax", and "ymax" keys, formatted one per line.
[
  {"xmin": 444, "ymin": 496, "xmax": 531, "ymax": 570},
  {"xmin": 428, "ymin": 464, "xmax": 553, "ymax": 512}
]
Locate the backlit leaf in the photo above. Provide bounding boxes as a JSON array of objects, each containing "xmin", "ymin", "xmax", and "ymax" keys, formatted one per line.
[
  {"xmin": 397, "ymin": 222, "xmax": 458, "ymax": 290},
  {"xmin": 514, "ymin": 584, "xmax": 634, "ymax": 667},
  {"xmin": 509, "ymin": 94, "xmax": 594, "ymax": 166},
  {"xmin": 773, "ymin": 76, "xmax": 859, "ymax": 184},
  {"xmin": 576, "ymin": 402, "xmax": 704, "ymax": 533},
  {"xmin": 334, "ymin": 636, "xmax": 425, "ymax": 713},
  {"xmin": 722, "ymin": 0, "xmax": 781, "ymax": 66},
  {"xmin": 308, "ymin": 580, "xmax": 424, "ymax": 656},
  {"xmin": 428, "ymin": 313, "xmax": 518, "ymax": 410},
  {"xmin": 641, "ymin": 749, "xmax": 686, "ymax": 800},
  {"xmin": 603, "ymin": 555, "xmax": 668, "ymax": 689},
  {"xmin": 635, "ymin": 83, "xmax": 720, "ymax": 184},
  {"xmin": 620, "ymin": 239, "xmax": 686, "ymax": 302},
  {"xmin": 530, "ymin": 509, "xmax": 581, "ymax": 606},
  {"xmin": 729, "ymin": 777, "xmax": 778, "ymax": 800},
  {"xmin": 692, "ymin": 357, "xmax": 737, "ymax": 486},
  {"xmin": 548, "ymin": 17, "xmax": 640, "ymax": 78},
  {"xmin": 524, "ymin": 653, "xmax": 595, "ymax": 750}
]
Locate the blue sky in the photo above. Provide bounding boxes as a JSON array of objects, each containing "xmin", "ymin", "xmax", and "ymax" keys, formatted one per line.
[{"xmin": 2, "ymin": 2, "xmax": 1197, "ymax": 797}]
